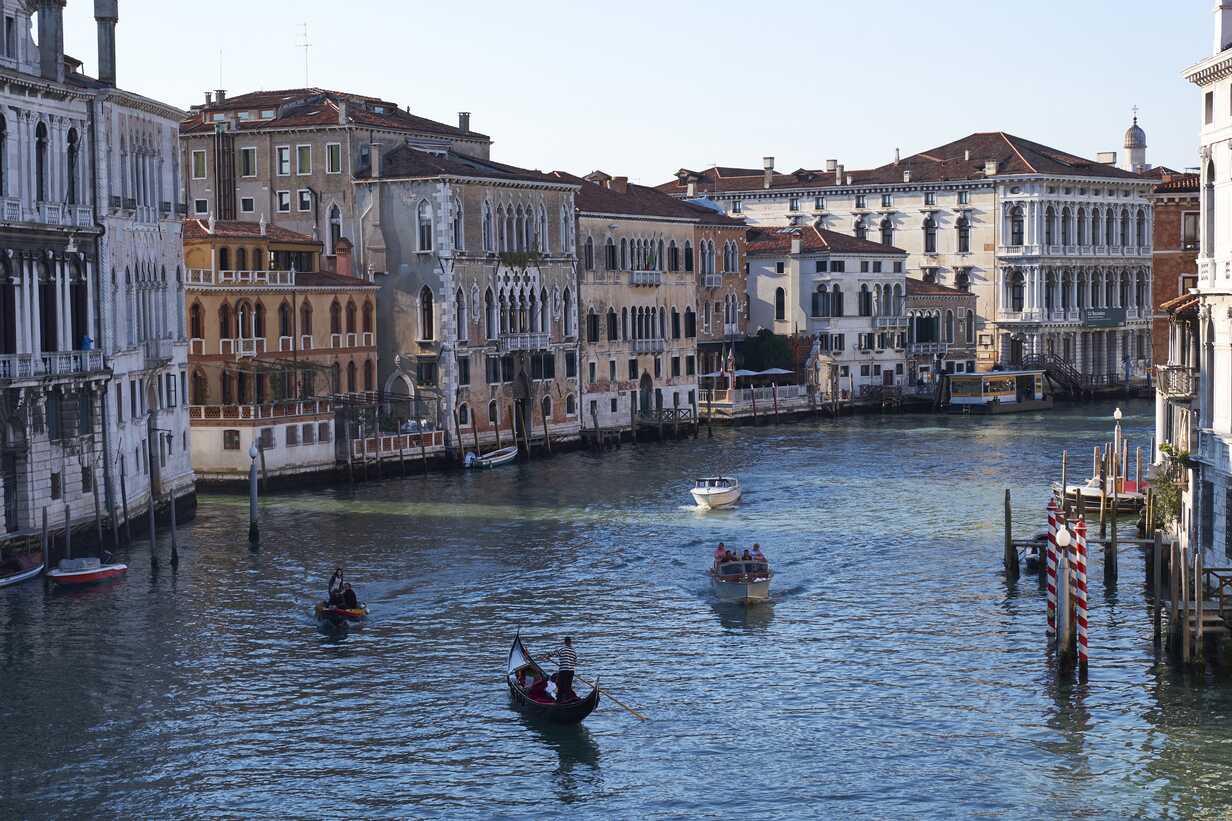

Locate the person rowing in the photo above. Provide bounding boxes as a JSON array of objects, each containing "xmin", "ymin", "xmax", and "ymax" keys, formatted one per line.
[
  {"xmin": 328, "ymin": 566, "xmax": 345, "ymax": 605},
  {"xmin": 541, "ymin": 636, "xmax": 578, "ymax": 703},
  {"xmin": 341, "ymin": 583, "xmax": 359, "ymax": 610}
]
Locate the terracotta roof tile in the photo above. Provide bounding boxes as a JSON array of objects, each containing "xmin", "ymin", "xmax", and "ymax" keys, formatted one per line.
[
  {"xmin": 745, "ymin": 224, "xmax": 905, "ymax": 255},
  {"xmin": 368, "ymin": 145, "xmax": 568, "ymax": 186},
  {"xmin": 905, "ymin": 278, "xmax": 973, "ymax": 297},
  {"xmin": 1152, "ymin": 172, "xmax": 1200, "ymax": 194},
  {"xmin": 558, "ymin": 172, "xmax": 742, "ymax": 225},
  {"xmin": 182, "ymin": 219, "xmax": 319, "ymax": 244}
]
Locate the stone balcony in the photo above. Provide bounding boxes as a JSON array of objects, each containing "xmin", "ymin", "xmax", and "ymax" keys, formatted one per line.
[
  {"xmin": 874, "ymin": 315, "xmax": 908, "ymax": 328},
  {"xmin": 187, "ymin": 269, "xmax": 297, "ymax": 287},
  {"xmin": 1157, "ymin": 364, "xmax": 1198, "ymax": 400},
  {"xmin": 499, "ymin": 332, "xmax": 550, "ymax": 353},
  {"xmin": 0, "ymin": 350, "xmax": 106, "ymax": 381},
  {"xmin": 633, "ymin": 338, "xmax": 666, "ymax": 354},
  {"xmin": 908, "ymin": 342, "xmax": 949, "ymax": 356},
  {"xmin": 631, "ymin": 270, "xmax": 662, "ymax": 286},
  {"xmin": 703, "ymin": 274, "xmax": 723, "ymax": 289}
]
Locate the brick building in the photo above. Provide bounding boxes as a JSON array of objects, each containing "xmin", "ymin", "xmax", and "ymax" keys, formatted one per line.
[{"xmin": 1148, "ymin": 172, "xmax": 1199, "ymax": 367}]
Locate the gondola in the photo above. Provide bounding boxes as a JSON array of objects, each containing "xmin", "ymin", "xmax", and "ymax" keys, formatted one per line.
[{"xmin": 506, "ymin": 632, "xmax": 599, "ymax": 724}]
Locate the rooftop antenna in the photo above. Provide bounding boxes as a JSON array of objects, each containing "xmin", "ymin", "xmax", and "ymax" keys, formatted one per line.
[
  {"xmin": 218, "ymin": 48, "xmax": 223, "ymax": 89},
  {"xmin": 297, "ymin": 23, "xmax": 311, "ymax": 86},
  {"xmin": 1131, "ymin": 103, "xmax": 1140, "ymax": 123}
]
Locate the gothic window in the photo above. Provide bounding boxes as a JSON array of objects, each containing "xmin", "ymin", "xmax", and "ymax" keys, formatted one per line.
[
  {"xmin": 606, "ymin": 307, "xmax": 617, "ymax": 341},
  {"xmin": 347, "ymin": 360, "xmax": 357, "ymax": 393},
  {"xmin": 236, "ymin": 247, "xmax": 247, "ymax": 271},
  {"xmin": 859, "ymin": 284, "xmax": 872, "ymax": 317},
  {"xmin": 329, "ymin": 204, "xmax": 342, "ymax": 254},
  {"xmin": 854, "ymin": 217, "xmax": 867, "ymax": 242},
  {"xmin": 330, "ymin": 300, "xmax": 342, "ymax": 334},
  {"xmin": 219, "ymin": 247, "xmax": 231, "ymax": 271},
  {"xmin": 346, "ymin": 300, "xmax": 357, "ymax": 334},
  {"xmin": 420, "ymin": 287, "xmax": 434, "ymax": 340},
  {"xmin": 1090, "ymin": 208, "xmax": 1101, "ymax": 245},
  {"xmin": 362, "ymin": 301, "xmax": 373, "ymax": 334},
  {"xmin": 965, "ymin": 309, "xmax": 975, "ymax": 344},
  {"xmin": 452, "ymin": 198, "xmax": 464, "ymax": 250},
  {"xmin": 1010, "ymin": 206, "xmax": 1024, "ymax": 246},
  {"xmin": 364, "ymin": 360, "xmax": 374, "ymax": 391},
  {"xmin": 66, "ymin": 128, "xmax": 78, "ymax": 206},
  {"xmin": 1077, "ymin": 209, "xmax": 1087, "ymax": 245},
  {"xmin": 418, "ymin": 200, "xmax": 433, "ymax": 251},
  {"xmin": 456, "ymin": 289, "xmax": 467, "ymax": 341},
  {"xmin": 278, "ymin": 302, "xmax": 291, "ymax": 337},
  {"xmin": 775, "ymin": 287, "xmax": 786, "ymax": 321},
  {"xmin": 483, "ymin": 202, "xmax": 493, "ymax": 252},
  {"xmin": 253, "ymin": 302, "xmax": 265, "ymax": 338},
  {"xmin": 923, "ymin": 216, "xmax": 937, "ymax": 253},
  {"xmin": 956, "ymin": 216, "xmax": 970, "ymax": 253},
  {"xmin": 1136, "ymin": 209, "xmax": 1147, "ymax": 248},
  {"xmin": 605, "ymin": 238, "xmax": 617, "ymax": 270},
  {"xmin": 300, "ymin": 302, "xmax": 312, "ymax": 336},
  {"xmin": 35, "ymin": 122, "xmax": 47, "ymax": 202},
  {"xmin": 1010, "ymin": 271, "xmax": 1024, "ymax": 313},
  {"xmin": 1106, "ymin": 210, "xmax": 1115, "ymax": 246},
  {"xmin": 485, "ymin": 289, "xmax": 496, "ymax": 339},
  {"xmin": 620, "ymin": 238, "xmax": 628, "ymax": 270},
  {"xmin": 1044, "ymin": 207, "xmax": 1056, "ymax": 245},
  {"xmin": 684, "ymin": 241, "xmax": 694, "ymax": 272},
  {"xmin": 1061, "ymin": 208, "xmax": 1071, "ymax": 245},
  {"xmin": 831, "ymin": 284, "xmax": 844, "ymax": 317},
  {"xmin": 190, "ymin": 303, "xmax": 204, "ymax": 339},
  {"xmin": 218, "ymin": 303, "xmax": 232, "ymax": 339}
]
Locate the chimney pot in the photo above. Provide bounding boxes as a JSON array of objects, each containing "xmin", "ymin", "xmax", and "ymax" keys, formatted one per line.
[
  {"xmin": 846, "ymin": 175, "xmax": 853, "ymax": 186},
  {"xmin": 458, "ymin": 111, "xmax": 471, "ymax": 133},
  {"xmin": 338, "ymin": 100, "xmax": 348, "ymax": 126},
  {"xmin": 215, "ymin": 89, "xmax": 227, "ymax": 104},
  {"xmin": 1216, "ymin": 1, "xmax": 1232, "ymax": 54},
  {"xmin": 894, "ymin": 147, "xmax": 901, "ymax": 164},
  {"xmin": 825, "ymin": 159, "xmax": 837, "ymax": 172},
  {"xmin": 790, "ymin": 238, "xmax": 802, "ymax": 255},
  {"xmin": 686, "ymin": 181, "xmax": 697, "ymax": 197},
  {"xmin": 835, "ymin": 164, "xmax": 844, "ymax": 185},
  {"xmin": 611, "ymin": 176, "xmax": 628, "ymax": 194},
  {"xmin": 964, "ymin": 149, "xmax": 971, "ymax": 162},
  {"xmin": 903, "ymin": 169, "xmax": 911, "ymax": 183},
  {"xmin": 763, "ymin": 156, "xmax": 774, "ymax": 190},
  {"xmin": 984, "ymin": 160, "xmax": 999, "ymax": 177},
  {"xmin": 38, "ymin": 0, "xmax": 65, "ymax": 84},
  {"xmin": 205, "ymin": 91, "xmax": 213, "ymax": 106},
  {"xmin": 94, "ymin": 0, "xmax": 118, "ymax": 87}
]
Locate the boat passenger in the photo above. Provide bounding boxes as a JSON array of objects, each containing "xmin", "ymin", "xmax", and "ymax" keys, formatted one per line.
[
  {"xmin": 714, "ymin": 542, "xmax": 727, "ymax": 566},
  {"xmin": 328, "ymin": 567, "xmax": 345, "ymax": 604},
  {"xmin": 741, "ymin": 549, "xmax": 752, "ymax": 561},
  {"xmin": 341, "ymin": 583, "xmax": 359, "ymax": 609},
  {"xmin": 752, "ymin": 543, "xmax": 766, "ymax": 561}
]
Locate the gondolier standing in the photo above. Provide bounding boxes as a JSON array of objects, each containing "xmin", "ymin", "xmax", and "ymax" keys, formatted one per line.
[{"xmin": 543, "ymin": 637, "xmax": 577, "ymax": 702}]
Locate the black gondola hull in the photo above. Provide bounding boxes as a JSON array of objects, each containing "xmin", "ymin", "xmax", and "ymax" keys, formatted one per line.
[{"xmin": 506, "ymin": 633, "xmax": 599, "ymax": 725}]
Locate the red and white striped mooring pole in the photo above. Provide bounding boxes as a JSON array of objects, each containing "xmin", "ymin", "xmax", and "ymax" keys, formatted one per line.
[
  {"xmin": 1074, "ymin": 516, "xmax": 1089, "ymax": 679},
  {"xmin": 1046, "ymin": 497, "xmax": 1058, "ymax": 635}
]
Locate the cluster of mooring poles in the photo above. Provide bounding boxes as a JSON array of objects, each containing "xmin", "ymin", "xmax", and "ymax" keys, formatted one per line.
[{"xmin": 999, "ymin": 407, "xmax": 1218, "ymax": 677}]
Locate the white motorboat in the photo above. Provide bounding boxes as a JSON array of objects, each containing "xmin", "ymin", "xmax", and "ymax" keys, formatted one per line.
[
  {"xmin": 1051, "ymin": 477, "xmax": 1144, "ymax": 514},
  {"xmin": 469, "ymin": 445, "xmax": 519, "ymax": 469},
  {"xmin": 690, "ymin": 477, "xmax": 742, "ymax": 509},
  {"xmin": 709, "ymin": 558, "xmax": 772, "ymax": 604}
]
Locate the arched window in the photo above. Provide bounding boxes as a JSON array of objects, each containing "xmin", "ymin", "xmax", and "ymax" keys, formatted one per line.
[
  {"xmin": 1136, "ymin": 209, "xmax": 1147, "ymax": 248},
  {"xmin": 482, "ymin": 202, "xmax": 493, "ymax": 252},
  {"xmin": 236, "ymin": 247, "xmax": 248, "ymax": 271},
  {"xmin": 684, "ymin": 306, "xmax": 696, "ymax": 338},
  {"xmin": 1044, "ymin": 206, "xmax": 1056, "ymax": 245},
  {"xmin": 584, "ymin": 236, "xmax": 594, "ymax": 270},
  {"xmin": 1077, "ymin": 209, "xmax": 1087, "ymax": 245},
  {"xmin": 537, "ymin": 207, "xmax": 547, "ymax": 253},
  {"xmin": 458, "ymin": 402, "xmax": 470, "ymax": 426},
  {"xmin": 485, "ymin": 289, "xmax": 496, "ymax": 339},
  {"xmin": 220, "ymin": 370, "xmax": 233, "ymax": 404},
  {"xmin": 831, "ymin": 284, "xmax": 844, "ymax": 317},
  {"xmin": 488, "ymin": 400, "xmax": 498, "ymax": 424},
  {"xmin": 956, "ymin": 216, "xmax": 970, "ymax": 253},
  {"xmin": 1119, "ymin": 272, "xmax": 1129, "ymax": 307},
  {"xmin": 514, "ymin": 208, "xmax": 524, "ymax": 251},
  {"xmin": 620, "ymin": 238, "xmax": 628, "ymax": 270},
  {"xmin": 1105, "ymin": 273, "xmax": 1115, "ymax": 307},
  {"xmin": 236, "ymin": 300, "xmax": 252, "ymax": 339},
  {"xmin": 668, "ymin": 241, "xmax": 679, "ymax": 272},
  {"xmin": 774, "ymin": 287, "xmax": 786, "ymax": 321},
  {"xmin": 363, "ymin": 360, "xmax": 374, "ymax": 391},
  {"xmin": 540, "ymin": 288, "xmax": 549, "ymax": 335},
  {"xmin": 945, "ymin": 309, "xmax": 954, "ymax": 343},
  {"xmin": 329, "ymin": 300, "xmax": 342, "ymax": 334},
  {"xmin": 219, "ymin": 247, "xmax": 231, "ymax": 271},
  {"xmin": 965, "ymin": 309, "xmax": 975, "ymax": 344},
  {"xmin": 1010, "ymin": 206, "xmax": 1024, "ymax": 246},
  {"xmin": 605, "ymin": 238, "xmax": 617, "ymax": 270},
  {"xmin": 881, "ymin": 218, "xmax": 894, "ymax": 247},
  {"xmin": 455, "ymin": 289, "xmax": 467, "ymax": 341},
  {"xmin": 66, "ymin": 128, "xmax": 78, "ymax": 205},
  {"xmin": 1106, "ymin": 210, "xmax": 1116, "ymax": 247},
  {"xmin": 278, "ymin": 302, "xmax": 291, "ymax": 338},
  {"xmin": 563, "ymin": 288, "xmax": 575, "ymax": 338},
  {"xmin": 218, "ymin": 303, "xmax": 232, "ymax": 339},
  {"xmin": 892, "ymin": 283, "xmax": 903, "ymax": 315},
  {"xmin": 346, "ymin": 301, "xmax": 357, "ymax": 334},
  {"xmin": 189, "ymin": 303, "xmax": 204, "ymax": 339},
  {"xmin": 253, "ymin": 302, "xmax": 265, "ymax": 339},
  {"xmin": 854, "ymin": 217, "xmax": 867, "ymax": 242},
  {"xmin": 541, "ymin": 395, "xmax": 552, "ymax": 420},
  {"xmin": 1091, "ymin": 208, "xmax": 1102, "ymax": 245},
  {"xmin": 300, "ymin": 302, "xmax": 313, "ymax": 336},
  {"xmin": 362, "ymin": 301, "xmax": 373, "ymax": 334},
  {"xmin": 452, "ymin": 198, "xmax": 464, "ymax": 250},
  {"xmin": 922, "ymin": 216, "xmax": 936, "ymax": 253},
  {"xmin": 420, "ymin": 287, "xmax": 434, "ymax": 340},
  {"xmin": 1060, "ymin": 207, "xmax": 1071, "ymax": 245},
  {"xmin": 684, "ymin": 241, "xmax": 694, "ymax": 272},
  {"xmin": 1206, "ymin": 160, "xmax": 1216, "ymax": 256},
  {"xmin": 1010, "ymin": 271, "xmax": 1025, "ymax": 312},
  {"xmin": 35, "ymin": 121, "xmax": 47, "ymax": 202},
  {"xmin": 347, "ymin": 360, "xmax": 357, "ymax": 393},
  {"xmin": 1119, "ymin": 210, "xmax": 1130, "ymax": 246},
  {"xmin": 566, "ymin": 394, "xmax": 576, "ymax": 416},
  {"xmin": 606, "ymin": 307, "xmax": 617, "ymax": 341},
  {"xmin": 329, "ymin": 204, "xmax": 342, "ymax": 254},
  {"xmin": 417, "ymin": 200, "xmax": 433, "ymax": 251}
]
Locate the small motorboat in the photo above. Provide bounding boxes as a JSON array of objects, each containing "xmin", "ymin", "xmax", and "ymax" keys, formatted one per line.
[
  {"xmin": 46, "ymin": 556, "xmax": 127, "ymax": 586},
  {"xmin": 690, "ymin": 476, "xmax": 742, "ymax": 509},
  {"xmin": 0, "ymin": 547, "xmax": 44, "ymax": 587},
  {"xmin": 709, "ymin": 557, "xmax": 773, "ymax": 604},
  {"xmin": 315, "ymin": 601, "xmax": 369, "ymax": 623},
  {"xmin": 470, "ymin": 446, "xmax": 519, "ymax": 469},
  {"xmin": 507, "ymin": 632, "xmax": 599, "ymax": 724},
  {"xmin": 1052, "ymin": 477, "xmax": 1144, "ymax": 514}
]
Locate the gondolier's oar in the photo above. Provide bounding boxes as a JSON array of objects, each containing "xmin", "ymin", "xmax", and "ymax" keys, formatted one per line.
[{"xmin": 575, "ymin": 674, "xmax": 646, "ymax": 720}]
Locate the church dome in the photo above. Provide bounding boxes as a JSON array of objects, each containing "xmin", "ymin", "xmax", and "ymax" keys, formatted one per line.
[{"xmin": 1124, "ymin": 117, "xmax": 1146, "ymax": 150}]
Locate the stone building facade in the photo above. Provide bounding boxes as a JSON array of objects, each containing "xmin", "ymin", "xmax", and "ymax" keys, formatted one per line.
[
  {"xmin": 1148, "ymin": 172, "xmax": 1199, "ymax": 367},
  {"xmin": 183, "ymin": 218, "xmax": 377, "ymax": 479},
  {"xmin": 693, "ymin": 216, "xmax": 749, "ymax": 376},
  {"xmin": 180, "ymin": 88, "xmax": 489, "ymax": 263},
  {"xmin": 0, "ymin": 0, "xmax": 191, "ymax": 544},
  {"xmin": 354, "ymin": 144, "xmax": 581, "ymax": 450},
  {"xmin": 660, "ymin": 131, "xmax": 1154, "ymax": 382},
  {"xmin": 563, "ymin": 171, "xmax": 721, "ymax": 429}
]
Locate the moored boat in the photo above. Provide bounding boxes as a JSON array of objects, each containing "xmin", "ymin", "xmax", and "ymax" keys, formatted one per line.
[
  {"xmin": 506, "ymin": 633, "xmax": 599, "ymax": 724},
  {"xmin": 690, "ymin": 476, "xmax": 742, "ymax": 509},
  {"xmin": 46, "ymin": 557, "xmax": 127, "ymax": 586},
  {"xmin": 314, "ymin": 601, "xmax": 369, "ymax": 622},
  {"xmin": 709, "ymin": 557, "xmax": 773, "ymax": 604},
  {"xmin": 0, "ymin": 547, "xmax": 44, "ymax": 588},
  {"xmin": 1052, "ymin": 477, "xmax": 1144, "ymax": 514},
  {"xmin": 470, "ymin": 446, "xmax": 519, "ymax": 469}
]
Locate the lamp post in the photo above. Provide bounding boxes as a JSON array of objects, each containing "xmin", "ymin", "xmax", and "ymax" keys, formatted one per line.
[
  {"xmin": 1113, "ymin": 406, "xmax": 1123, "ymax": 480},
  {"xmin": 248, "ymin": 443, "xmax": 259, "ymax": 546}
]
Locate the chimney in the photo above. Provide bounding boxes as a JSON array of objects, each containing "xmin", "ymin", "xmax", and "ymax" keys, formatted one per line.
[
  {"xmin": 964, "ymin": 149, "xmax": 971, "ymax": 162},
  {"xmin": 1096, "ymin": 151, "xmax": 1118, "ymax": 165},
  {"xmin": 835, "ymin": 163, "xmax": 844, "ymax": 185},
  {"xmin": 610, "ymin": 176, "xmax": 628, "ymax": 194},
  {"xmin": 458, "ymin": 111, "xmax": 471, "ymax": 133},
  {"xmin": 763, "ymin": 156, "xmax": 774, "ymax": 189},
  {"xmin": 259, "ymin": 213, "xmax": 267, "ymax": 237},
  {"xmin": 983, "ymin": 160, "xmax": 999, "ymax": 177},
  {"xmin": 903, "ymin": 169, "xmax": 912, "ymax": 183},
  {"xmin": 846, "ymin": 175, "xmax": 853, "ymax": 186},
  {"xmin": 204, "ymin": 91, "xmax": 213, "ymax": 106},
  {"xmin": 94, "ymin": 0, "xmax": 118, "ymax": 87},
  {"xmin": 338, "ymin": 100, "xmax": 348, "ymax": 125},
  {"xmin": 1217, "ymin": 1, "xmax": 1232, "ymax": 53},
  {"xmin": 215, "ymin": 89, "xmax": 227, "ymax": 104},
  {"xmin": 686, "ymin": 181, "xmax": 697, "ymax": 197},
  {"xmin": 790, "ymin": 238, "xmax": 802, "ymax": 255},
  {"xmin": 38, "ymin": 0, "xmax": 65, "ymax": 83},
  {"xmin": 825, "ymin": 159, "xmax": 837, "ymax": 172},
  {"xmin": 370, "ymin": 142, "xmax": 382, "ymax": 177},
  {"xmin": 894, "ymin": 147, "xmax": 901, "ymax": 165}
]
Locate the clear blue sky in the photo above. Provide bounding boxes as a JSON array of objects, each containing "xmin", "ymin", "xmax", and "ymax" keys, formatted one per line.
[{"xmin": 62, "ymin": 0, "xmax": 1209, "ymax": 184}]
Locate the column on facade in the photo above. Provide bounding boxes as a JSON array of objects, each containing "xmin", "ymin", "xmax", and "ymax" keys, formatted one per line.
[
  {"xmin": 84, "ymin": 258, "xmax": 95, "ymax": 345},
  {"xmin": 57, "ymin": 257, "xmax": 69, "ymax": 351},
  {"xmin": 27, "ymin": 256, "xmax": 40, "ymax": 358},
  {"xmin": 17, "ymin": 253, "xmax": 28, "ymax": 353}
]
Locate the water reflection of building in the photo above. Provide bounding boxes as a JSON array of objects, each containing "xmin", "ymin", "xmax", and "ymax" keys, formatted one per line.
[
  {"xmin": 354, "ymin": 145, "xmax": 582, "ymax": 452},
  {"xmin": 183, "ymin": 218, "xmax": 378, "ymax": 479},
  {"xmin": 0, "ymin": 1, "xmax": 192, "ymax": 543}
]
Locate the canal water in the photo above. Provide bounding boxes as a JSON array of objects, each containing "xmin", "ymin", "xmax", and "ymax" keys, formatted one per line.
[{"xmin": 3, "ymin": 399, "xmax": 1231, "ymax": 819}]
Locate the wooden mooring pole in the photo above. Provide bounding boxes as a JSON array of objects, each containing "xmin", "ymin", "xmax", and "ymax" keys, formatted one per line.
[
  {"xmin": 1098, "ymin": 447, "xmax": 1108, "ymax": 540},
  {"xmin": 1003, "ymin": 488, "xmax": 1018, "ymax": 580},
  {"xmin": 91, "ymin": 467, "xmax": 103, "ymax": 554},
  {"xmin": 169, "ymin": 491, "xmax": 179, "ymax": 567},
  {"xmin": 1153, "ymin": 530, "xmax": 1163, "ymax": 646},
  {"xmin": 63, "ymin": 502, "xmax": 71, "ymax": 561}
]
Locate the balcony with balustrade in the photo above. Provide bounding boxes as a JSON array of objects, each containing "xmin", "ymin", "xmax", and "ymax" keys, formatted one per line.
[
  {"xmin": 0, "ymin": 349, "xmax": 107, "ymax": 383},
  {"xmin": 874, "ymin": 315, "xmax": 908, "ymax": 329},
  {"xmin": 499, "ymin": 332, "xmax": 550, "ymax": 353},
  {"xmin": 633, "ymin": 338, "xmax": 665, "ymax": 354},
  {"xmin": 631, "ymin": 270, "xmax": 662, "ymax": 287},
  {"xmin": 703, "ymin": 274, "xmax": 723, "ymax": 289},
  {"xmin": 187, "ymin": 269, "xmax": 297, "ymax": 288},
  {"xmin": 908, "ymin": 342, "xmax": 949, "ymax": 356},
  {"xmin": 1157, "ymin": 364, "xmax": 1198, "ymax": 400}
]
